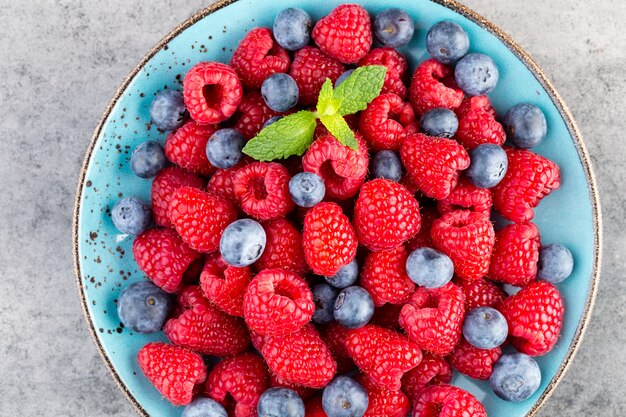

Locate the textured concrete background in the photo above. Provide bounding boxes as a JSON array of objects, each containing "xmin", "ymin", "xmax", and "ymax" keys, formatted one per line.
[{"xmin": 0, "ymin": 0, "xmax": 623, "ymax": 416}]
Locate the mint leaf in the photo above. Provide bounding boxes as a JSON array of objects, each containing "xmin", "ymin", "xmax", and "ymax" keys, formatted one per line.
[
  {"xmin": 316, "ymin": 78, "xmax": 342, "ymax": 116},
  {"xmin": 320, "ymin": 113, "xmax": 358, "ymax": 150},
  {"xmin": 334, "ymin": 65, "xmax": 387, "ymax": 116},
  {"xmin": 242, "ymin": 111, "xmax": 317, "ymax": 161}
]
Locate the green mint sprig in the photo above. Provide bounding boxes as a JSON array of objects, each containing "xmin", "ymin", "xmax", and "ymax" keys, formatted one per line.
[{"xmin": 242, "ymin": 65, "xmax": 386, "ymax": 161}]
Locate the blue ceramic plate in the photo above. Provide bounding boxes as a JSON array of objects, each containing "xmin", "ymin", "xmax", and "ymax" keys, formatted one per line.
[{"xmin": 73, "ymin": 1, "xmax": 601, "ymax": 416}]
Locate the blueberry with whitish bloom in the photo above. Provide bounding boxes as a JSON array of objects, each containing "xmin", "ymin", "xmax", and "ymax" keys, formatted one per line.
[
  {"xmin": 334, "ymin": 286, "xmax": 374, "ymax": 329},
  {"xmin": 322, "ymin": 376, "xmax": 369, "ymax": 417},
  {"xmin": 538, "ymin": 243, "xmax": 574, "ymax": 284},
  {"xmin": 503, "ymin": 103, "xmax": 548, "ymax": 149},
  {"xmin": 273, "ymin": 8, "xmax": 313, "ymax": 51},
  {"xmin": 371, "ymin": 150, "xmax": 403, "ymax": 182},
  {"xmin": 182, "ymin": 397, "xmax": 228, "ymax": 417},
  {"xmin": 111, "ymin": 197, "xmax": 152, "ymax": 235},
  {"xmin": 205, "ymin": 128, "xmax": 245, "ymax": 169},
  {"xmin": 490, "ymin": 353, "xmax": 541, "ymax": 402},
  {"xmin": 117, "ymin": 281, "xmax": 173, "ymax": 334},
  {"xmin": 150, "ymin": 90, "xmax": 187, "ymax": 131},
  {"xmin": 455, "ymin": 53, "xmax": 499, "ymax": 96},
  {"xmin": 420, "ymin": 108, "xmax": 459, "ymax": 138},
  {"xmin": 257, "ymin": 388, "xmax": 305, "ymax": 417},
  {"xmin": 219, "ymin": 219, "xmax": 266, "ymax": 267},
  {"xmin": 131, "ymin": 141, "xmax": 167, "ymax": 178},
  {"xmin": 261, "ymin": 73, "xmax": 299, "ymax": 112},
  {"xmin": 466, "ymin": 144, "xmax": 508, "ymax": 189},
  {"xmin": 374, "ymin": 8, "xmax": 415, "ymax": 48},
  {"xmin": 312, "ymin": 283, "xmax": 340, "ymax": 324},
  {"xmin": 335, "ymin": 69, "xmax": 355, "ymax": 87},
  {"xmin": 405, "ymin": 247, "xmax": 454, "ymax": 288},
  {"xmin": 325, "ymin": 259, "xmax": 359, "ymax": 289},
  {"xmin": 289, "ymin": 172, "xmax": 326, "ymax": 208},
  {"xmin": 263, "ymin": 115, "xmax": 284, "ymax": 128},
  {"xmin": 426, "ymin": 21, "xmax": 470, "ymax": 64},
  {"xmin": 463, "ymin": 306, "xmax": 508, "ymax": 349}
]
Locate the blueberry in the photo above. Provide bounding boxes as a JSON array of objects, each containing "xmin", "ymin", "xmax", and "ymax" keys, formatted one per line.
[
  {"xmin": 466, "ymin": 144, "xmax": 508, "ymax": 188},
  {"xmin": 406, "ymin": 247, "xmax": 454, "ymax": 288},
  {"xmin": 131, "ymin": 141, "xmax": 167, "ymax": 178},
  {"xmin": 257, "ymin": 388, "xmax": 305, "ymax": 417},
  {"xmin": 206, "ymin": 128, "xmax": 245, "ymax": 169},
  {"xmin": 289, "ymin": 172, "xmax": 325, "ymax": 208},
  {"xmin": 371, "ymin": 151, "xmax": 403, "ymax": 182},
  {"xmin": 117, "ymin": 281, "xmax": 173, "ymax": 333},
  {"xmin": 334, "ymin": 286, "xmax": 374, "ymax": 329},
  {"xmin": 111, "ymin": 197, "xmax": 152, "ymax": 235},
  {"xmin": 273, "ymin": 8, "xmax": 312, "ymax": 51},
  {"xmin": 263, "ymin": 116, "xmax": 284, "ymax": 128},
  {"xmin": 420, "ymin": 108, "xmax": 459, "ymax": 138},
  {"xmin": 322, "ymin": 376, "xmax": 369, "ymax": 417},
  {"xmin": 455, "ymin": 53, "xmax": 499, "ymax": 96},
  {"xmin": 373, "ymin": 8, "xmax": 415, "ymax": 48},
  {"xmin": 502, "ymin": 284, "xmax": 522, "ymax": 296},
  {"xmin": 426, "ymin": 21, "xmax": 470, "ymax": 64},
  {"xmin": 335, "ymin": 69, "xmax": 355, "ymax": 88},
  {"xmin": 490, "ymin": 353, "xmax": 541, "ymax": 402},
  {"xmin": 182, "ymin": 397, "xmax": 228, "ymax": 417},
  {"xmin": 503, "ymin": 104, "xmax": 548, "ymax": 149},
  {"xmin": 261, "ymin": 73, "xmax": 299, "ymax": 112},
  {"xmin": 312, "ymin": 283, "xmax": 340, "ymax": 324},
  {"xmin": 150, "ymin": 90, "xmax": 187, "ymax": 131},
  {"xmin": 325, "ymin": 259, "xmax": 359, "ymax": 289},
  {"xmin": 538, "ymin": 243, "xmax": 574, "ymax": 284},
  {"xmin": 462, "ymin": 306, "xmax": 508, "ymax": 349},
  {"xmin": 220, "ymin": 219, "xmax": 266, "ymax": 267}
]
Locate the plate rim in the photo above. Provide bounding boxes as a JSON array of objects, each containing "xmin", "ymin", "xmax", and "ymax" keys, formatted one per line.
[{"xmin": 72, "ymin": 1, "xmax": 602, "ymax": 416}]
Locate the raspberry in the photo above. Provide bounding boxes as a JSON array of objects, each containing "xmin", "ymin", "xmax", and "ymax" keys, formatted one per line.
[
  {"xmin": 182, "ymin": 257, "xmax": 206, "ymax": 285},
  {"xmin": 370, "ymin": 303, "xmax": 404, "ymax": 331},
  {"xmin": 406, "ymin": 206, "xmax": 438, "ymax": 251},
  {"xmin": 151, "ymin": 166, "xmax": 205, "ymax": 227},
  {"xmin": 401, "ymin": 133, "xmax": 470, "ymax": 200},
  {"xmin": 358, "ymin": 47, "xmax": 409, "ymax": 98},
  {"xmin": 233, "ymin": 162, "xmax": 295, "ymax": 220},
  {"xmin": 493, "ymin": 148, "xmax": 561, "ymax": 223},
  {"xmin": 319, "ymin": 323, "xmax": 355, "ymax": 374},
  {"xmin": 207, "ymin": 165, "xmax": 242, "ymax": 208},
  {"xmin": 234, "ymin": 91, "xmax": 283, "ymax": 140},
  {"xmin": 498, "ymin": 281, "xmax": 564, "ymax": 356},
  {"xmin": 199, "ymin": 253, "xmax": 252, "ymax": 317},
  {"xmin": 249, "ymin": 327, "xmax": 266, "ymax": 351},
  {"xmin": 312, "ymin": 4, "xmax": 372, "ymax": 64},
  {"xmin": 133, "ymin": 228, "xmax": 200, "ymax": 293},
  {"xmin": 256, "ymin": 218, "xmax": 307, "ymax": 274},
  {"xmin": 455, "ymin": 96, "xmax": 506, "ymax": 150},
  {"xmin": 449, "ymin": 339, "xmax": 501, "ymax": 380},
  {"xmin": 243, "ymin": 269, "xmax": 315, "ymax": 336},
  {"xmin": 361, "ymin": 246, "xmax": 415, "ymax": 306},
  {"xmin": 355, "ymin": 374, "xmax": 411, "ymax": 417},
  {"xmin": 174, "ymin": 285, "xmax": 209, "ymax": 315},
  {"xmin": 430, "ymin": 210, "xmax": 495, "ymax": 281},
  {"xmin": 305, "ymin": 397, "xmax": 328, "ymax": 417},
  {"xmin": 358, "ymin": 93, "xmax": 415, "ymax": 151},
  {"xmin": 489, "ymin": 222, "xmax": 540, "ymax": 286},
  {"xmin": 183, "ymin": 62, "xmax": 243, "ymax": 125},
  {"xmin": 437, "ymin": 178, "xmax": 493, "ymax": 217},
  {"xmin": 289, "ymin": 47, "xmax": 345, "ymax": 105},
  {"xmin": 164, "ymin": 120, "xmax": 217, "ymax": 176},
  {"xmin": 354, "ymin": 179, "xmax": 421, "ymax": 251},
  {"xmin": 399, "ymin": 282, "xmax": 465, "ymax": 356},
  {"xmin": 413, "ymin": 385, "xmax": 486, "ymax": 417},
  {"xmin": 230, "ymin": 27, "xmax": 290, "ymax": 89},
  {"xmin": 167, "ymin": 186, "xmax": 237, "ymax": 253},
  {"xmin": 345, "ymin": 325, "xmax": 423, "ymax": 391},
  {"xmin": 401, "ymin": 353, "xmax": 453, "ymax": 403},
  {"xmin": 409, "ymin": 59, "xmax": 464, "ymax": 115},
  {"xmin": 137, "ymin": 342, "xmax": 206, "ymax": 406},
  {"xmin": 457, "ymin": 277, "xmax": 506, "ymax": 311},
  {"xmin": 269, "ymin": 372, "xmax": 318, "ymax": 401},
  {"xmin": 302, "ymin": 202, "xmax": 358, "ymax": 276},
  {"xmin": 262, "ymin": 324, "xmax": 337, "ymax": 389}
]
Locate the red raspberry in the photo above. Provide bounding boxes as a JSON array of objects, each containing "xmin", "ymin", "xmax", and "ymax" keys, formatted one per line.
[
  {"xmin": 137, "ymin": 342, "xmax": 206, "ymax": 406},
  {"xmin": 249, "ymin": 327, "xmax": 266, "ymax": 352},
  {"xmin": 256, "ymin": 218, "xmax": 307, "ymax": 274},
  {"xmin": 151, "ymin": 166, "xmax": 205, "ymax": 227},
  {"xmin": 354, "ymin": 179, "xmax": 421, "ymax": 251},
  {"xmin": 409, "ymin": 59, "xmax": 464, "ymax": 115},
  {"xmin": 361, "ymin": 246, "xmax": 415, "ymax": 306},
  {"xmin": 370, "ymin": 303, "xmax": 404, "ymax": 331},
  {"xmin": 133, "ymin": 228, "xmax": 200, "ymax": 293},
  {"xmin": 206, "ymin": 164, "xmax": 245, "ymax": 208},
  {"xmin": 358, "ymin": 93, "xmax": 415, "ymax": 151},
  {"xmin": 401, "ymin": 353, "xmax": 453, "ymax": 403},
  {"xmin": 200, "ymin": 253, "xmax": 252, "ymax": 317},
  {"xmin": 167, "ymin": 186, "xmax": 237, "ymax": 253},
  {"xmin": 174, "ymin": 285, "xmax": 209, "ymax": 315},
  {"xmin": 493, "ymin": 148, "xmax": 561, "ymax": 223},
  {"xmin": 437, "ymin": 178, "xmax": 493, "ymax": 217},
  {"xmin": 230, "ymin": 27, "xmax": 290, "ymax": 89},
  {"xmin": 455, "ymin": 96, "xmax": 506, "ymax": 150},
  {"xmin": 401, "ymin": 133, "xmax": 470, "ymax": 200},
  {"xmin": 243, "ymin": 269, "xmax": 315, "ymax": 337},
  {"xmin": 457, "ymin": 277, "xmax": 506, "ymax": 311},
  {"xmin": 319, "ymin": 323, "xmax": 355, "ymax": 374},
  {"xmin": 355, "ymin": 374, "xmax": 411, "ymax": 417},
  {"xmin": 430, "ymin": 210, "xmax": 495, "ymax": 281},
  {"xmin": 164, "ymin": 120, "xmax": 217, "ymax": 176},
  {"xmin": 262, "ymin": 324, "xmax": 337, "ymax": 389},
  {"xmin": 302, "ymin": 202, "xmax": 358, "ymax": 276},
  {"xmin": 400, "ymin": 172, "xmax": 420, "ymax": 195},
  {"xmin": 233, "ymin": 162, "xmax": 294, "ymax": 220},
  {"xmin": 413, "ymin": 384, "xmax": 486, "ymax": 417},
  {"xmin": 400, "ymin": 283, "xmax": 465, "ymax": 356},
  {"xmin": 312, "ymin": 4, "xmax": 372, "ymax": 64},
  {"xmin": 290, "ymin": 47, "xmax": 345, "ymax": 105},
  {"xmin": 406, "ymin": 206, "xmax": 438, "ymax": 251},
  {"xmin": 449, "ymin": 339, "xmax": 502, "ymax": 380},
  {"xmin": 498, "ymin": 281, "xmax": 564, "ymax": 356},
  {"xmin": 305, "ymin": 397, "xmax": 328, "ymax": 417},
  {"xmin": 358, "ymin": 48, "xmax": 409, "ymax": 98},
  {"xmin": 234, "ymin": 91, "xmax": 283, "ymax": 140},
  {"xmin": 269, "ymin": 372, "xmax": 318, "ymax": 401},
  {"xmin": 489, "ymin": 222, "xmax": 540, "ymax": 286},
  {"xmin": 345, "ymin": 325, "xmax": 423, "ymax": 391},
  {"xmin": 183, "ymin": 62, "xmax": 243, "ymax": 125}
]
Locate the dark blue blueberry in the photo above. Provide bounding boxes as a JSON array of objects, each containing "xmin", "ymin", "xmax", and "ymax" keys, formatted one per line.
[
  {"xmin": 131, "ymin": 141, "xmax": 167, "ymax": 178},
  {"xmin": 373, "ymin": 8, "xmax": 415, "ymax": 48},
  {"xmin": 333, "ymin": 286, "xmax": 374, "ymax": 329},
  {"xmin": 502, "ymin": 284, "xmax": 522, "ymax": 296},
  {"xmin": 149, "ymin": 90, "xmax": 187, "ymax": 131},
  {"xmin": 426, "ymin": 21, "xmax": 470, "ymax": 64},
  {"xmin": 406, "ymin": 247, "xmax": 454, "ymax": 288},
  {"xmin": 117, "ymin": 281, "xmax": 173, "ymax": 334},
  {"xmin": 335, "ymin": 69, "xmax": 355, "ymax": 87},
  {"xmin": 466, "ymin": 144, "xmax": 508, "ymax": 188},
  {"xmin": 261, "ymin": 73, "xmax": 299, "ymax": 112},
  {"xmin": 538, "ymin": 243, "xmax": 574, "ymax": 284},
  {"xmin": 420, "ymin": 108, "xmax": 459, "ymax": 138},
  {"xmin": 289, "ymin": 172, "xmax": 325, "ymax": 208},
  {"xmin": 454, "ymin": 53, "xmax": 499, "ymax": 96},
  {"xmin": 312, "ymin": 283, "xmax": 339, "ymax": 324},
  {"xmin": 325, "ymin": 259, "xmax": 359, "ymax": 289},
  {"xmin": 263, "ymin": 116, "xmax": 284, "ymax": 128},
  {"xmin": 462, "ymin": 306, "xmax": 508, "ymax": 349},
  {"xmin": 182, "ymin": 397, "xmax": 228, "ymax": 417},
  {"xmin": 503, "ymin": 104, "xmax": 548, "ymax": 149},
  {"xmin": 490, "ymin": 353, "xmax": 541, "ymax": 402},
  {"xmin": 322, "ymin": 376, "xmax": 369, "ymax": 417},
  {"xmin": 371, "ymin": 151, "xmax": 402, "ymax": 182},
  {"xmin": 220, "ymin": 219, "xmax": 266, "ymax": 267},
  {"xmin": 206, "ymin": 128, "xmax": 245, "ymax": 169},
  {"xmin": 257, "ymin": 388, "xmax": 305, "ymax": 417},
  {"xmin": 273, "ymin": 8, "xmax": 313, "ymax": 51},
  {"xmin": 111, "ymin": 197, "xmax": 151, "ymax": 235}
]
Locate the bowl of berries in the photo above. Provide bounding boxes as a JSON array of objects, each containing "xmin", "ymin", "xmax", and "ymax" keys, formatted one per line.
[{"xmin": 73, "ymin": 0, "xmax": 601, "ymax": 416}]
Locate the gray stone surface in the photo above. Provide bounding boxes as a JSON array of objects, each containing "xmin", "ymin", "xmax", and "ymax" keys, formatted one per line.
[{"xmin": 0, "ymin": 0, "xmax": 623, "ymax": 416}]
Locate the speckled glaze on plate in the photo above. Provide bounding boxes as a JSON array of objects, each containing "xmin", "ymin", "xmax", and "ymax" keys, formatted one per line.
[{"xmin": 73, "ymin": 1, "xmax": 601, "ymax": 416}]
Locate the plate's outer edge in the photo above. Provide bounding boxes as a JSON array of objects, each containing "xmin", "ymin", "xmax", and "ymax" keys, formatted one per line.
[{"xmin": 72, "ymin": 1, "xmax": 602, "ymax": 416}]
